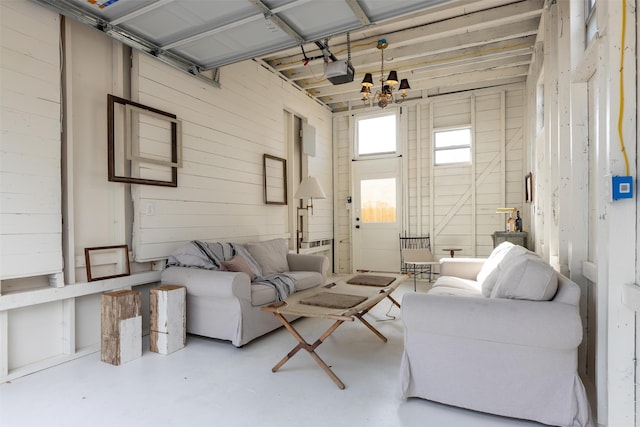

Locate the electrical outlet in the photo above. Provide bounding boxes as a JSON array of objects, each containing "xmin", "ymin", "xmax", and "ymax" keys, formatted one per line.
[{"xmin": 612, "ymin": 176, "xmax": 633, "ymax": 200}]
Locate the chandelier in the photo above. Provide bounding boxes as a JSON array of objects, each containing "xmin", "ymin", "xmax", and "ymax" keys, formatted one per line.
[{"xmin": 360, "ymin": 39, "xmax": 410, "ymax": 108}]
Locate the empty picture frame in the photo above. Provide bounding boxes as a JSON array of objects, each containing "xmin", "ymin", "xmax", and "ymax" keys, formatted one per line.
[
  {"xmin": 525, "ymin": 172, "xmax": 533, "ymax": 202},
  {"xmin": 85, "ymin": 245, "xmax": 131, "ymax": 282},
  {"xmin": 264, "ymin": 154, "xmax": 287, "ymax": 205},
  {"xmin": 108, "ymin": 94, "xmax": 180, "ymax": 187}
]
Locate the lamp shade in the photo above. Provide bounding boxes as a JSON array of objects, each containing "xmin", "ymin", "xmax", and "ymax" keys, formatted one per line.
[
  {"xmin": 386, "ymin": 70, "xmax": 398, "ymax": 86},
  {"xmin": 295, "ymin": 176, "xmax": 326, "ymax": 199},
  {"xmin": 399, "ymin": 78, "xmax": 410, "ymax": 90},
  {"xmin": 361, "ymin": 73, "xmax": 374, "ymax": 87}
]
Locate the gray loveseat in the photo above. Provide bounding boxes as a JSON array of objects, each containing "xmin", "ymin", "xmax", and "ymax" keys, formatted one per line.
[
  {"xmin": 400, "ymin": 242, "xmax": 593, "ymax": 427},
  {"xmin": 161, "ymin": 238, "xmax": 328, "ymax": 346}
]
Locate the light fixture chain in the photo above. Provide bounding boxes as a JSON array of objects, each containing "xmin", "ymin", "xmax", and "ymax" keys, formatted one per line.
[{"xmin": 380, "ymin": 47, "xmax": 384, "ymax": 89}]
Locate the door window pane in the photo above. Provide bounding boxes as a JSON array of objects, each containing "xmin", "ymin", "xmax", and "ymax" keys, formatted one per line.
[{"xmin": 361, "ymin": 178, "xmax": 396, "ymax": 223}]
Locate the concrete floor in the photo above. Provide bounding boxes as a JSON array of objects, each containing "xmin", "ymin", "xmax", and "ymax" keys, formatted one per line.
[{"xmin": 0, "ymin": 281, "xmax": 545, "ymax": 427}]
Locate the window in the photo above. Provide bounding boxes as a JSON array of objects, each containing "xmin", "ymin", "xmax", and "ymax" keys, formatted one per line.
[
  {"xmin": 433, "ymin": 127, "xmax": 472, "ymax": 165},
  {"xmin": 360, "ymin": 178, "xmax": 396, "ymax": 223},
  {"xmin": 356, "ymin": 113, "xmax": 397, "ymax": 156}
]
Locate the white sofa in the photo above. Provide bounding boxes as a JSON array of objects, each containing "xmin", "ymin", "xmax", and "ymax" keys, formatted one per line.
[
  {"xmin": 160, "ymin": 239, "xmax": 328, "ymax": 347},
  {"xmin": 400, "ymin": 242, "xmax": 593, "ymax": 427}
]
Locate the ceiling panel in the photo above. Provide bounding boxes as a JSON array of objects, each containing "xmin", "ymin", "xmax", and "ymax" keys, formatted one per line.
[
  {"xmin": 120, "ymin": 1, "xmax": 258, "ymax": 45},
  {"xmin": 178, "ymin": 22, "xmax": 294, "ymax": 67},
  {"xmin": 33, "ymin": 0, "xmax": 545, "ymax": 112},
  {"xmin": 359, "ymin": 0, "xmax": 451, "ymax": 21},
  {"xmin": 276, "ymin": 2, "xmax": 362, "ymax": 40}
]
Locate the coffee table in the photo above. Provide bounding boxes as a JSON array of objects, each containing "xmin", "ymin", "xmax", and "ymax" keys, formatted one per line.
[{"xmin": 261, "ymin": 273, "xmax": 406, "ymax": 389}]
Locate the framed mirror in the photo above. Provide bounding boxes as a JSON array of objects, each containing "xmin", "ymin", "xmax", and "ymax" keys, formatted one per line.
[{"xmin": 264, "ymin": 154, "xmax": 287, "ymax": 205}]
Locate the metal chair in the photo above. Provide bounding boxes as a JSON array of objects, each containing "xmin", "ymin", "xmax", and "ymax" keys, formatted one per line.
[{"xmin": 399, "ymin": 234, "xmax": 438, "ymax": 291}]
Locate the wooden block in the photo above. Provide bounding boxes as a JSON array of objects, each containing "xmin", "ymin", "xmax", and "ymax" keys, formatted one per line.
[
  {"xmin": 101, "ymin": 290, "xmax": 142, "ymax": 365},
  {"xmin": 150, "ymin": 285, "xmax": 186, "ymax": 355}
]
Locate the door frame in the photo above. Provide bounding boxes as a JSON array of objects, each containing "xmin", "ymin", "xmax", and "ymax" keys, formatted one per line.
[{"xmin": 350, "ymin": 108, "xmax": 405, "ymax": 272}]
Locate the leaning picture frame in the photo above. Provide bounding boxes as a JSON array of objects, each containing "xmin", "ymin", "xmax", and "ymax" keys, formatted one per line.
[
  {"xmin": 525, "ymin": 172, "xmax": 533, "ymax": 202},
  {"xmin": 264, "ymin": 154, "xmax": 287, "ymax": 205},
  {"xmin": 84, "ymin": 245, "xmax": 131, "ymax": 282},
  {"xmin": 107, "ymin": 94, "xmax": 180, "ymax": 187}
]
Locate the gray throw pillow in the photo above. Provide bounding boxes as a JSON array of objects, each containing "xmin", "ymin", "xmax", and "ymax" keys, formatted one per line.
[{"xmin": 245, "ymin": 239, "xmax": 289, "ymax": 276}]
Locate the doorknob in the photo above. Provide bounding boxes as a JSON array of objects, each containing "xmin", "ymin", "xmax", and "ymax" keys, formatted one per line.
[{"xmin": 355, "ymin": 225, "xmax": 360, "ymax": 229}]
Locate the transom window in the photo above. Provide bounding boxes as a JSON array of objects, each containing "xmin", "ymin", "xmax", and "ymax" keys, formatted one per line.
[
  {"xmin": 356, "ymin": 113, "xmax": 397, "ymax": 156},
  {"xmin": 433, "ymin": 127, "xmax": 472, "ymax": 165}
]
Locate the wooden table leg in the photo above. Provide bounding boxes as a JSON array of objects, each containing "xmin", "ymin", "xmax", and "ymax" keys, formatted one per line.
[
  {"xmin": 354, "ymin": 313, "xmax": 387, "ymax": 342},
  {"xmin": 387, "ymin": 294, "xmax": 401, "ymax": 308},
  {"xmin": 351, "ymin": 293, "xmax": 401, "ymax": 342},
  {"xmin": 270, "ymin": 313, "xmax": 346, "ymax": 389}
]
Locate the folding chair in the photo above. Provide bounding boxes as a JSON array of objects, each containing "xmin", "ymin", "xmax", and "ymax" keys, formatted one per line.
[{"xmin": 399, "ymin": 234, "xmax": 438, "ymax": 291}]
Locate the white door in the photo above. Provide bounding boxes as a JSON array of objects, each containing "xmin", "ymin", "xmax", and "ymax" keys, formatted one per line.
[{"xmin": 352, "ymin": 157, "xmax": 402, "ymax": 272}]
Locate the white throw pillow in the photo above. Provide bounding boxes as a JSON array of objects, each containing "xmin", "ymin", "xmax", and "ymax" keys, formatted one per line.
[
  {"xmin": 245, "ymin": 239, "xmax": 289, "ymax": 276},
  {"xmin": 490, "ymin": 255, "xmax": 558, "ymax": 301},
  {"xmin": 432, "ymin": 276, "xmax": 482, "ymax": 293},
  {"xmin": 480, "ymin": 244, "xmax": 530, "ymax": 297},
  {"xmin": 476, "ymin": 242, "xmax": 515, "ymax": 289}
]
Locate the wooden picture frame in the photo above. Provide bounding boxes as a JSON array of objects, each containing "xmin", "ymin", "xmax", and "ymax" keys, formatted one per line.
[
  {"xmin": 264, "ymin": 154, "xmax": 287, "ymax": 205},
  {"xmin": 525, "ymin": 172, "xmax": 533, "ymax": 202},
  {"xmin": 108, "ymin": 94, "xmax": 179, "ymax": 187},
  {"xmin": 84, "ymin": 245, "xmax": 131, "ymax": 282}
]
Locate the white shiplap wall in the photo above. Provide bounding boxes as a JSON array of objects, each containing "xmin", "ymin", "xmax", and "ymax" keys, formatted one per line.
[
  {"xmin": 130, "ymin": 53, "xmax": 333, "ymax": 261},
  {"xmin": 334, "ymin": 85, "xmax": 525, "ymax": 271},
  {"xmin": 0, "ymin": 0, "xmax": 62, "ymax": 281},
  {"xmin": 430, "ymin": 90, "xmax": 524, "ymax": 256}
]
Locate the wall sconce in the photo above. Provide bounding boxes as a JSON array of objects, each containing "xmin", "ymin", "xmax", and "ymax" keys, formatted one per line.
[{"xmin": 294, "ymin": 176, "xmax": 326, "ymax": 252}]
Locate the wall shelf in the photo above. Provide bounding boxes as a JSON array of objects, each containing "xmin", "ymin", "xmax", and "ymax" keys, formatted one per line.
[
  {"xmin": 0, "ymin": 270, "xmax": 161, "ymax": 383},
  {"xmin": 0, "ymin": 271, "xmax": 161, "ymax": 311}
]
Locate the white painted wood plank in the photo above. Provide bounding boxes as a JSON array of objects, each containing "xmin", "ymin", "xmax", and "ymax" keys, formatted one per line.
[
  {"xmin": 0, "ymin": 192, "xmax": 60, "ymax": 214},
  {"xmin": 0, "ymin": 271, "xmax": 161, "ymax": 311},
  {"xmin": 0, "ymin": 253, "xmax": 62, "ymax": 280},
  {"xmin": 0, "ymin": 311, "xmax": 7, "ymax": 377},
  {"xmin": 0, "ymin": 108, "xmax": 60, "ymax": 137},
  {"xmin": 0, "ymin": 2, "xmax": 62, "ymax": 281},
  {"xmin": 118, "ymin": 316, "xmax": 142, "ymax": 364},
  {"xmin": 0, "ymin": 152, "xmax": 60, "ymax": 177},
  {"xmin": 1, "ymin": 0, "xmax": 60, "ymax": 40},
  {"xmin": 0, "ymin": 214, "xmax": 60, "ymax": 233},
  {"xmin": 0, "ymin": 46, "xmax": 60, "ymax": 86}
]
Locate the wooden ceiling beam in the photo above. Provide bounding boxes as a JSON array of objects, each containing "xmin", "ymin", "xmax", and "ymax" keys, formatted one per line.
[
  {"xmin": 300, "ymin": 36, "xmax": 535, "ymax": 92},
  {"xmin": 268, "ymin": 0, "xmax": 543, "ymax": 73},
  {"xmin": 320, "ymin": 64, "xmax": 529, "ymax": 108}
]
